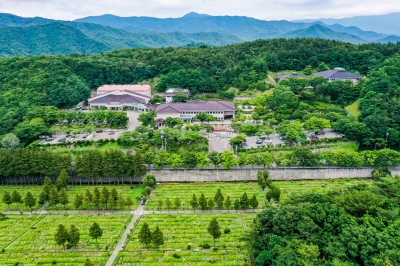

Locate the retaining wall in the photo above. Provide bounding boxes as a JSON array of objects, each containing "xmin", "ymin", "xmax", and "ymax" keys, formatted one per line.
[{"xmin": 148, "ymin": 166, "xmax": 400, "ymax": 182}]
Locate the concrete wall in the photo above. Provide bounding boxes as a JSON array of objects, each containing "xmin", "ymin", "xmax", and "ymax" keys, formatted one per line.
[{"xmin": 149, "ymin": 166, "xmax": 400, "ymax": 182}]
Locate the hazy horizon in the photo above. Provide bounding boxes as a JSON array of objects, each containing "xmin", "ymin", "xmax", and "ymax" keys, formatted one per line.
[{"xmin": 1, "ymin": 0, "xmax": 400, "ymax": 21}]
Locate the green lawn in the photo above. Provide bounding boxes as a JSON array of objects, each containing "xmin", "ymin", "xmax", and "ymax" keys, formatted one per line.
[
  {"xmin": 46, "ymin": 185, "xmax": 143, "ymax": 211},
  {"xmin": 0, "ymin": 214, "xmax": 131, "ymax": 265},
  {"xmin": 346, "ymin": 100, "xmax": 361, "ymax": 119},
  {"xmin": 146, "ymin": 182, "xmax": 265, "ymax": 211},
  {"xmin": 118, "ymin": 213, "xmax": 254, "ymax": 265},
  {"xmin": 276, "ymin": 178, "xmax": 373, "ymax": 202},
  {"xmin": 0, "ymin": 215, "xmax": 44, "ymax": 250},
  {"xmin": 0, "ymin": 185, "xmax": 43, "ymax": 212}
]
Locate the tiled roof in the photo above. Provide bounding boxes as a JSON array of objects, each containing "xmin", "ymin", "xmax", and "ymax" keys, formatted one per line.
[
  {"xmin": 315, "ymin": 70, "xmax": 363, "ymax": 79},
  {"xmin": 97, "ymin": 84, "xmax": 151, "ymax": 92},
  {"xmin": 155, "ymin": 101, "xmax": 235, "ymax": 114},
  {"xmin": 89, "ymin": 91, "xmax": 147, "ymax": 105}
]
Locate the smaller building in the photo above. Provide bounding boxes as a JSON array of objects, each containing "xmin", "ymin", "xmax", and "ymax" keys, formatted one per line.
[
  {"xmin": 97, "ymin": 84, "xmax": 151, "ymax": 97},
  {"xmin": 165, "ymin": 88, "xmax": 190, "ymax": 103},
  {"xmin": 155, "ymin": 101, "xmax": 235, "ymax": 121},
  {"xmin": 315, "ymin": 68, "xmax": 363, "ymax": 82},
  {"xmin": 277, "ymin": 72, "xmax": 309, "ymax": 83},
  {"xmin": 88, "ymin": 90, "xmax": 150, "ymax": 111}
]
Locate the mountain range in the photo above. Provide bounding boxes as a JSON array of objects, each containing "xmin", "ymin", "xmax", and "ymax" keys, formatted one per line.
[
  {"xmin": 295, "ymin": 12, "xmax": 400, "ymax": 36},
  {"xmin": 1, "ymin": 12, "xmax": 400, "ymax": 57}
]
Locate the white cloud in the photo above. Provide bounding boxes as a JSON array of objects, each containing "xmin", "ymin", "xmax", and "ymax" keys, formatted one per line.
[{"xmin": 1, "ymin": 0, "xmax": 400, "ymax": 21}]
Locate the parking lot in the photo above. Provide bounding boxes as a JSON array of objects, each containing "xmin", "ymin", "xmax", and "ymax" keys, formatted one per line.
[{"xmin": 244, "ymin": 129, "xmax": 343, "ymax": 148}]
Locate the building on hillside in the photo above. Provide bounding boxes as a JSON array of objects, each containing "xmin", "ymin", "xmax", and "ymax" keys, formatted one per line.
[
  {"xmin": 155, "ymin": 101, "xmax": 235, "ymax": 121},
  {"xmin": 97, "ymin": 84, "xmax": 152, "ymax": 97},
  {"xmin": 315, "ymin": 68, "xmax": 363, "ymax": 82},
  {"xmin": 88, "ymin": 90, "xmax": 151, "ymax": 111},
  {"xmin": 276, "ymin": 72, "xmax": 309, "ymax": 83},
  {"xmin": 165, "ymin": 88, "xmax": 190, "ymax": 103}
]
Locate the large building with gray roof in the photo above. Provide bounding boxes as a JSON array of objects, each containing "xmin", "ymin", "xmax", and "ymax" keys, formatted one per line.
[
  {"xmin": 88, "ymin": 90, "xmax": 151, "ymax": 111},
  {"xmin": 155, "ymin": 101, "xmax": 235, "ymax": 121},
  {"xmin": 315, "ymin": 68, "xmax": 363, "ymax": 82}
]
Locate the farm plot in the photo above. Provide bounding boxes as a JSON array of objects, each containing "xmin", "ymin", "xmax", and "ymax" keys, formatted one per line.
[
  {"xmin": 0, "ymin": 214, "xmax": 131, "ymax": 265},
  {"xmin": 118, "ymin": 213, "xmax": 255, "ymax": 265},
  {"xmin": 276, "ymin": 178, "xmax": 373, "ymax": 202},
  {"xmin": 0, "ymin": 185, "xmax": 43, "ymax": 211},
  {"xmin": 46, "ymin": 185, "xmax": 143, "ymax": 211},
  {"xmin": 146, "ymin": 182, "xmax": 264, "ymax": 211}
]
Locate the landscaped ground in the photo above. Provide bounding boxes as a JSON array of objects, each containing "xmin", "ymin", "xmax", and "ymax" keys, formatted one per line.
[
  {"xmin": 0, "ymin": 185, "xmax": 43, "ymax": 211},
  {"xmin": 0, "ymin": 214, "xmax": 131, "ymax": 265},
  {"xmin": 146, "ymin": 182, "xmax": 265, "ymax": 211},
  {"xmin": 46, "ymin": 185, "xmax": 143, "ymax": 211},
  {"xmin": 117, "ymin": 213, "xmax": 255, "ymax": 265},
  {"xmin": 276, "ymin": 178, "xmax": 373, "ymax": 202}
]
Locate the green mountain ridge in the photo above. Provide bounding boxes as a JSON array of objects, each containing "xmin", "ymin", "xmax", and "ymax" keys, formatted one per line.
[
  {"xmin": 0, "ymin": 22, "xmax": 109, "ymax": 56},
  {"xmin": 0, "ymin": 21, "xmax": 243, "ymax": 57},
  {"xmin": 280, "ymin": 24, "xmax": 367, "ymax": 44}
]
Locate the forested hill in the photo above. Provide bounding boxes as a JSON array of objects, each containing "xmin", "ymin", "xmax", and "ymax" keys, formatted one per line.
[
  {"xmin": 75, "ymin": 12, "xmax": 394, "ymax": 43},
  {"xmin": 1, "ymin": 38, "xmax": 400, "ymax": 145},
  {"xmin": 0, "ymin": 21, "xmax": 243, "ymax": 57},
  {"xmin": 0, "ymin": 23, "xmax": 110, "ymax": 56}
]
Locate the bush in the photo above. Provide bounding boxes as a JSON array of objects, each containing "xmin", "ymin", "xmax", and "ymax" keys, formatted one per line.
[
  {"xmin": 213, "ymin": 247, "xmax": 219, "ymax": 251},
  {"xmin": 187, "ymin": 245, "xmax": 191, "ymax": 250},
  {"xmin": 224, "ymin": 228, "xmax": 231, "ymax": 234},
  {"xmin": 172, "ymin": 253, "xmax": 181, "ymax": 259},
  {"xmin": 199, "ymin": 243, "xmax": 211, "ymax": 249}
]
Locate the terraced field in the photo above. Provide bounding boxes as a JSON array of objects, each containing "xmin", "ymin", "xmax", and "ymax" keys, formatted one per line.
[
  {"xmin": 146, "ymin": 182, "xmax": 265, "ymax": 211},
  {"xmin": 117, "ymin": 213, "xmax": 255, "ymax": 265},
  {"xmin": 0, "ymin": 214, "xmax": 131, "ymax": 265}
]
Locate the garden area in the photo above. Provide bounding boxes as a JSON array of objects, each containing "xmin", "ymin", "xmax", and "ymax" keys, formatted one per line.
[
  {"xmin": 117, "ymin": 213, "xmax": 255, "ymax": 265},
  {"xmin": 146, "ymin": 182, "xmax": 265, "ymax": 211},
  {"xmin": 0, "ymin": 214, "xmax": 131, "ymax": 265}
]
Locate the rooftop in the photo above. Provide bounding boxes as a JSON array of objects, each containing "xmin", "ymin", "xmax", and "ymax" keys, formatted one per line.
[
  {"xmin": 315, "ymin": 68, "xmax": 363, "ymax": 79},
  {"xmin": 97, "ymin": 84, "xmax": 151, "ymax": 91},
  {"xmin": 156, "ymin": 101, "xmax": 235, "ymax": 113},
  {"xmin": 89, "ymin": 91, "xmax": 148, "ymax": 104}
]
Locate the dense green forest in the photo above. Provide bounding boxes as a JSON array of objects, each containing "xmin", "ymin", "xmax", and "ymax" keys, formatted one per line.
[
  {"xmin": 1, "ymin": 38, "xmax": 400, "ymax": 145},
  {"xmin": 251, "ymin": 172, "xmax": 400, "ymax": 265}
]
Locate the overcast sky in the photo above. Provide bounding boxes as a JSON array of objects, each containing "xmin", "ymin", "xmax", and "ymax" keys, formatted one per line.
[{"xmin": 1, "ymin": 0, "xmax": 400, "ymax": 21}]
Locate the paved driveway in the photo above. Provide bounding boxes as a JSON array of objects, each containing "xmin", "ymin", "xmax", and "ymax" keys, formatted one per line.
[{"xmin": 126, "ymin": 111, "xmax": 142, "ymax": 130}]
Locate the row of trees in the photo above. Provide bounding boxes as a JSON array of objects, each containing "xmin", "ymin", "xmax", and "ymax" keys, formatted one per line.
[
  {"xmin": 2, "ymin": 190, "xmax": 36, "ymax": 213},
  {"xmin": 54, "ymin": 222, "xmax": 103, "ymax": 250},
  {"xmin": 187, "ymin": 191, "xmax": 259, "ymax": 213},
  {"xmin": 2, "ymin": 148, "xmax": 400, "ymax": 183}
]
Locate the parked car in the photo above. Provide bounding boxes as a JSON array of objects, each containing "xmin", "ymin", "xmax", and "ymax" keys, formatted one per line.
[
  {"xmin": 153, "ymin": 126, "xmax": 159, "ymax": 130},
  {"xmin": 140, "ymin": 200, "xmax": 145, "ymax": 205},
  {"xmin": 338, "ymin": 134, "xmax": 345, "ymax": 138},
  {"xmin": 280, "ymin": 136, "xmax": 287, "ymax": 140},
  {"xmin": 310, "ymin": 137, "xmax": 319, "ymax": 141},
  {"xmin": 82, "ymin": 134, "xmax": 88, "ymax": 139},
  {"xmin": 317, "ymin": 131, "xmax": 325, "ymax": 135},
  {"xmin": 95, "ymin": 129, "xmax": 103, "ymax": 133},
  {"xmin": 125, "ymin": 126, "xmax": 129, "ymax": 130},
  {"xmin": 57, "ymin": 138, "xmax": 66, "ymax": 142},
  {"xmin": 241, "ymin": 142, "xmax": 250, "ymax": 149},
  {"xmin": 108, "ymin": 132, "xmax": 115, "ymax": 135},
  {"xmin": 256, "ymin": 139, "xmax": 263, "ymax": 145},
  {"xmin": 45, "ymin": 137, "xmax": 53, "ymax": 142},
  {"xmin": 265, "ymin": 139, "xmax": 273, "ymax": 144}
]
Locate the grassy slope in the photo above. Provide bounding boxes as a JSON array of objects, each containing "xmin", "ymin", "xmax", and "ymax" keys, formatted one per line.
[{"xmin": 346, "ymin": 99, "xmax": 361, "ymax": 119}]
